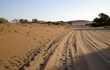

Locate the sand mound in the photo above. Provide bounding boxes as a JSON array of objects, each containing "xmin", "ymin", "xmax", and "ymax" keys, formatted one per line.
[{"xmin": 0, "ymin": 23, "xmax": 69, "ymax": 70}]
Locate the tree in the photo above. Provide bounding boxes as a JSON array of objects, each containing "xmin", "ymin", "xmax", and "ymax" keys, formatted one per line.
[
  {"xmin": 98, "ymin": 13, "xmax": 110, "ymax": 25},
  {"xmin": 92, "ymin": 13, "xmax": 110, "ymax": 26},
  {"xmin": 19, "ymin": 19, "xmax": 28, "ymax": 23},
  {"xmin": 12, "ymin": 19, "xmax": 19, "ymax": 23},
  {"xmin": 0, "ymin": 18, "xmax": 8, "ymax": 23},
  {"xmin": 24, "ymin": 19, "xmax": 28, "ymax": 23},
  {"xmin": 19, "ymin": 19, "xmax": 24, "ymax": 23},
  {"xmin": 31, "ymin": 18, "xmax": 38, "ymax": 23},
  {"xmin": 93, "ymin": 18, "xmax": 99, "ymax": 23}
]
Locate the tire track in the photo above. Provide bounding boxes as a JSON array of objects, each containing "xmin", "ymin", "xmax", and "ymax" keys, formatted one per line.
[
  {"xmin": 80, "ymin": 30, "xmax": 110, "ymax": 70},
  {"xmin": 88, "ymin": 30, "xmax": 110, "ymax": 47},
  {"xmin": 24, "ymin": 30, "xmax": 74, "ymax": 70},
  {"xmin": 23, "ymin": 27, "xmax": 110, "ymax": 70},
  {"xmin": 83, "ymin": 31, "xmax": 110, "ymax": 61},
  {"xmin": 43, "ymin": 30, "xmax": 74, "ymax": 70}
]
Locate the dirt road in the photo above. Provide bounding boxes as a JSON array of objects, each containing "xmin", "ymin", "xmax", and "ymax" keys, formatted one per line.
[{"xmin": 19, "ymin": 27, "xmax": 110, "ymax": 70}]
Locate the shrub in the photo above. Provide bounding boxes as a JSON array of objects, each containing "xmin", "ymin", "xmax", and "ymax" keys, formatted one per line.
[
  {"xmin": 48, "ymin": 21, "xmax": 66, "ymax": 25},
  {"xmin": 91, "ymin": 22, "xmax": 100, "ymax": 27},
  {"xmin": 104, "ymin": 25, "xmax": 110, "ymax": 28},
  {"xmin": 0, "ymin": 18, "xmax": 8, "ymax": 23},
  {"xmin": 85, "ymin": 24, "xmax": 91, "ymax": 26},
  {"xmin": 67, "ymin": 21, "xmax": 73, "ymax": 25}
]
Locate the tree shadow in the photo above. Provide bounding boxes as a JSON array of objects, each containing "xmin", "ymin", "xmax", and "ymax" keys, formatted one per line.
[{"xmin": 51, "ymin": 48, "xmax": 110, "ymax": 70}]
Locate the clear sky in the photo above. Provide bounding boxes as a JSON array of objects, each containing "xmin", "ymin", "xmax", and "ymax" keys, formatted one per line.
[{"xmin": 0, "ymin": 0, "xmax": 110, "ymax": 21}]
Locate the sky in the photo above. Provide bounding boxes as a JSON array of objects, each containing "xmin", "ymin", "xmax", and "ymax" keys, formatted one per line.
[{"xmin": 0, "ymin": 0, "xmax": 110, "ymax": 21}]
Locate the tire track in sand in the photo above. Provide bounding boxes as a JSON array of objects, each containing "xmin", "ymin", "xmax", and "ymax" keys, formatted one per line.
[
  {"xmin": 23, "ymin": 28, "xmax": 110, "ymax": 70},
  {"xmin": 79, "ymin": 30, "xmax": 110, "ymax": 70}
]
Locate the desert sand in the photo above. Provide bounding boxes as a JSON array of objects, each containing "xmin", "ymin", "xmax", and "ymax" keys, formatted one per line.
[
  {"xmin": 0, "ymin": 23, "xmax": 68, "ymax": 70},
  {"xmin": 0, "ymin": 23, "xmax": 110, "ymax": 70}
]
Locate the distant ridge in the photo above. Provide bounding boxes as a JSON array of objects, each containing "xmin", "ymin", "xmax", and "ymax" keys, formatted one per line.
[
  {"xmin": 66, "ymin": 20, "xmax": 92, "ymax": 26},
  {"xmin": 70, "ymin": 20, "xmax": 91, "ymax": 23}
]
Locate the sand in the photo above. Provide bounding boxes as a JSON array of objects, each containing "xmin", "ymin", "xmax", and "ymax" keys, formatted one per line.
[
  {"xmin": 24, "ymin": 27, "xmax": 110, "ymax": 70},
  {"xmin": 0, "ymin": 23, "xmax": 69, "ymax": 70},
  {"xmin": 1, "ymin": 24, "xmax": 110, "ymax": 70}
]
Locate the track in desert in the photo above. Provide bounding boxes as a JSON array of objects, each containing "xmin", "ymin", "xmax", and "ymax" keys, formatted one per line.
[{"xmin": 21, "ymin": 27, "xmax": 110, "ymax": 70}]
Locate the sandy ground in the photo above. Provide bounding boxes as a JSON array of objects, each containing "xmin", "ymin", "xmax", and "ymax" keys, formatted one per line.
[
  {"xmin": 0, "ymin": 23, "xmax": 69, "ymax": 70},
  {"xmin": 21, "ymin": 27, "xmax": 110, "ymax": 70},
  {"xmin": 1, "ymin": 24, "xmax": 110, "ymax": 70}
]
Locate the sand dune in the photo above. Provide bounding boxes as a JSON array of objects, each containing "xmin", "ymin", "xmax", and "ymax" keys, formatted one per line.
[
  {"xmin": 0, "ymin": 24, "xmax": 68, "ymax": 70},
  {"xmin": 0, "ymin": 24, "xmax": 110, "ymax": 70}
]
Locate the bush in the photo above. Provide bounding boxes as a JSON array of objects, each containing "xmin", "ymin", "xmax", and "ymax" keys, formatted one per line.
[
  {"xmin": 0, "ymin": 18, "xmax": 8, "ymax": 23},
  {"xmin": 48, "ymin": 21, "xmax": 66, "ymax": 25},
  {"xmin": 67, "ymin": 21, "xmax": 73, "ymax": 25},
  {"xmin": 104, "ymin": 25, "xmax": 110, "ymax": 28},
  {"xmin": 91, "ymin": 22, "xmax": 104, "ymax": 27},
  {"xmin": 85, "ymin": 24, "xmax": 91, "ymax": 26}
]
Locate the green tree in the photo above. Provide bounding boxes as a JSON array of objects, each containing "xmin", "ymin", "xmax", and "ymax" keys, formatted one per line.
[
  {"xmin": 19, "ymin": 19, "xmax": 28, "ymax": 23},
  {"xmin": 92, "ymin": 13, "xmax": 110, "ymax": 26},
  {"xmin": 99, "ymin": 13, "xmax": 110, "ymax": 25},
  {"xmin": 24, "ymin": 19, "xmax": 28, "ymax": 23},
  {"xmin": 12, "ymin": 19, "xmax": 19, "ymax": 23},
  {"xmin": 0, "ymin": 18, "xmax": 8, "ymax": 23},
  {"xmin": 32, "ymin": 18, "xmax": 38, "ymax": 23},
  {"xmin": 19, "ymin": 19, "xmax": 24, "ymax": 23}
]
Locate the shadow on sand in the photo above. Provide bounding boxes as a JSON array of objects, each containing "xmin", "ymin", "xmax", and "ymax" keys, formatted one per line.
[{"xmin": 49, "ymin": 48, "xmax": 110, "ymax": 70}]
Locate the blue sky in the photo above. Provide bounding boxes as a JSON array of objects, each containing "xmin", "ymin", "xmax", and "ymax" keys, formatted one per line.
[{"xmin": 0, "ymin": 0, "xmax": 110, "ymax": 21}]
